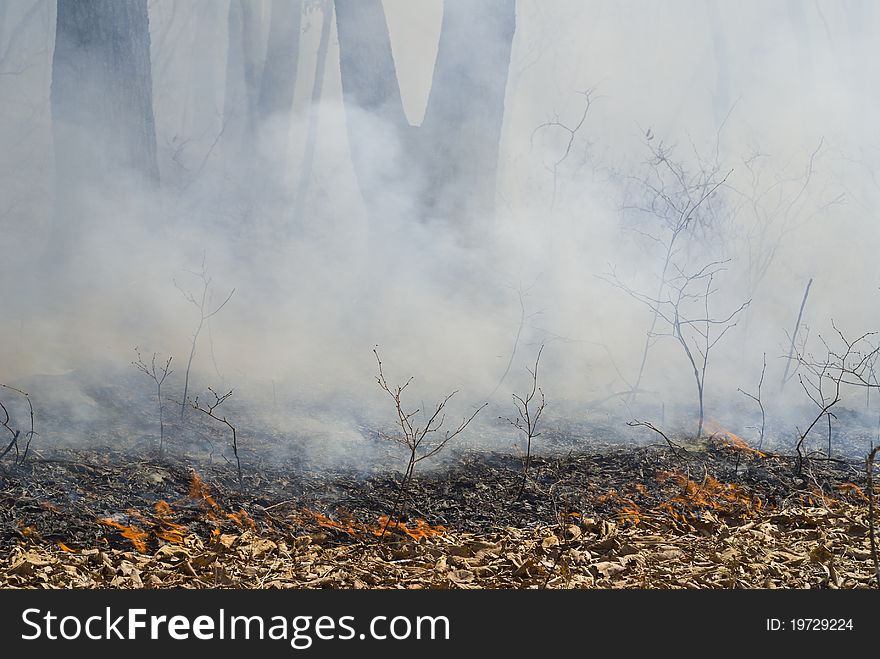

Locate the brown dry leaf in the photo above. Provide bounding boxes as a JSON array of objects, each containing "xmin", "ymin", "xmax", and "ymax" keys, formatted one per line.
[
  {"xmin": 655, "ymin": 548, "xmax": 685, "ymax": 562},
  {"xmin": 717, "ymin": 547, "xmax": 739, "ymax": 564},
  {"xmin": 448, "ymin": 569, "xmax": 475, "ymax": 584},
  {"xmin": 592, "ymin": 561, "xmax": 626, "ymax": 579},
  {"xmin": 809, "ymin": 544, "xmax": 834, "ymax": 564},
  {"xmin": 617, "ymin": 543, "xmax": 640, "ymax": 556},
  {"xmin": 767, "ymin": 550, "xmax": 805, "ymax": 564},
  {"xmin": 155, "ymin": 544, "xmax": 189, "ymax": 563},
  {"xmin": 446, "ymin": 544, "xmax": 474, "ymax": 558},
  {"xmin": 10, "ymin": 553, "xmax": 55, "ymax": 576},
  {"xmin": 512, "ymin": 558, "xmax": 536, "ymax": 577},
  {"xmin": 541, "ymin": 535, "xmax": 560, "ymax": 550},
  {"xmin": 216, "ymin": 534, "xmax": 238, "ymax": 550},
  {"xmin": 249, "ymin": 537, "xmax": 277, "ymax": 559}
]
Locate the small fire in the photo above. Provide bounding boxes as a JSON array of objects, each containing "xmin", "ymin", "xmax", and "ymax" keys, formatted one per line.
[
  {"xmin": 226, "ymin": 508, "xmax": 256, "ymax": 530},
  {"xmin": 594, "ymin": 467, "xmax": 765, "ymax": 528},
  {"xmin": 154, "ymin": 500, "xmax": 174, "ymax": 517},
  {"xmin": 188, "ymin": 472, "xmax": 219, "ymax": 508},
  {"xmin": 703, "ymin": 420, "xmax": 767, "ymax": 458},
  {"xmin": 97, "ymin": 472, "xmax": 255, "ymax": 551},
  {"xmin": 657, "ymin": 469, "xmax": 759, "ymax": 516},
  {"xmin": 18, "ymin": 522, "xmax": 38, "ymax": 537},
  {"xmin": 835, "ymin": 482, "xmax": 868, "ymax": 501},
  {"xmin": 298, "ymin": 508, "xmax": 446, "ymax": 541},
  {"xmin": 376, "ymin": 515, "xmax": 447, "ymax": 541},
  {"xmin": 618, "ymin": 504, "xmax": 642, "ymax": 525},
  {"xmin": 97, "ymin": 516, "xmax": 149, "ymax": 553},
  {"xmin": 187, "ymin": 472, "xmax": 255, "ymax": 530},
  {"xmin": 596, "ymin": 489, "xmax": 642, "ymax": 524}
]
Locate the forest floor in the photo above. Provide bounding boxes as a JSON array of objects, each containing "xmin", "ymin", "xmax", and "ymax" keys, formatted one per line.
[{"xmin": 1, "ymin": 426, "xmax": 878, "ymax": 589}]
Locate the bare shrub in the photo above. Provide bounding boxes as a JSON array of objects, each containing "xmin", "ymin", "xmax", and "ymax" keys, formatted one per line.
[
  {"xmin": 373, "ymin": 348, "xmax": 486, "ymax": 539},
  {"xmin": 0, "ymin": 384, "xmax": 35, "ymax": 467},
  {"xmin": 132, "ymin": 347, "xmax": 173, "ymax": 458},
  {"xmin": 503, "ymin": 344, "xmax": 546, "ymax": 500},
  {"xmin": 190, "ymin": 387, "xmax": 242, "ymax": 486}
]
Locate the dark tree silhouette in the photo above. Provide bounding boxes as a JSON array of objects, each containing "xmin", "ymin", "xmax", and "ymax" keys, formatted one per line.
[
  {"xmin": 51, "ymin": 0, "xmax": 158, "ymax": 260},
  {"xmin": 335, "ymin": 0, "xmax": 515, "ymax": 239}
]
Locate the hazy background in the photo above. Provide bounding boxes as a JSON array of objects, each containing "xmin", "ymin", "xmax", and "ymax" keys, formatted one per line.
[{"xmin": 1, "ymin": 0, "xmax": 878, "ymax": 462}]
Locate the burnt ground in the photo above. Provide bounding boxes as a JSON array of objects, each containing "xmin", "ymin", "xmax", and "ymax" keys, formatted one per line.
[
  {"xmin": 1, "ymin": 415, "xmax": 878, "ymax": 588},
  {"xmin": 0, "ymin": 422, "xmax": 871, "ymax": 548}
]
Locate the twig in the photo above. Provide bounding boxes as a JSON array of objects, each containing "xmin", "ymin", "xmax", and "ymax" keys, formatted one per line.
[
  {"xmin": 737, "ymin": 352, "xmax": 766, "ymax": 450},
  {"xmin": 190, "ymin": 387, "xmax": 242, "ymax": 486},
  {"xmin": 487, "ymin": 286, "xmax": 530, "ymax": 401},
  {"xmin": 174, "ymin": 254, "xmax": 235, "ymax": 419},
  {"xmin": 0, "ymin": 384, "xmax": 35, "ymax": 466},
  {"xmin": 373, "ymin": 348, "xmax": 486, "ymax": 540},
  {"xmin": 781, "ymin": 277, "xmax": 813, "ymax": 391},
  {"xmin": 133, "ymin": 348, "xmax": 173, "ymax": 458},
  {"xmin": 503, "ymin": 345, "xmax": 546, "ymax": 500},
  {"xmin": 627, "ymin": 420, "xmax": 686, "ymax": 462},
  {"xmin": 867, "ymin": 445, "xmax": 880, "ymax": 589}
]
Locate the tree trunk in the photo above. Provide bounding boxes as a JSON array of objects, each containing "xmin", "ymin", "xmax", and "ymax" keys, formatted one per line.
[
  {"xmin": 50, "ymin": 0, "xmax": 158, "ymax": 260},
  {"xmin": 292, "ymin": 0, "xmax": 333, "ymax": 226},
  {"xmin": 420, "ymin": 0, "xmax": 515, "ymax": 233},
  {"xmin": 0, "ymin": 3, "xmax": 7, "ymax": 51},
  {"xmin": 334, "ymin": 0, "xmax": 407, "ymax": 129},
  {"xmin": 223, "ymin": 0, "xmax": 264, "ymax": 157},
  {"xmin": 706, "ymin": 0, "xmax": 730, "ymax": 129},
  {"xmin": 186, "ymin": 0, "xmax": 225, "ymax": 144},
  {"xmin": 335, "ymin": 0, "xmax": 515, "ymax": 240},
  {"xmin": 334, "ymin": 0, "xmax": 410, "ymax": 211},
  {"xmin": 257, "ymin": 0, "xmax": 302, "ymax": 124}
]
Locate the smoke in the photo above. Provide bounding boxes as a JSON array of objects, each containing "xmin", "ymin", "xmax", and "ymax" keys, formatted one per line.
[{"xmin": 1, "ymin": 0, "xmax": 879, "ymax": 463}]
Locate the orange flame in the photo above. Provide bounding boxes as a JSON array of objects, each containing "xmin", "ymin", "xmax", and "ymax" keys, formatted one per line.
[
  {"xmin": 656, "ymin": 469, "xmax": 761, "ymax": 517},
  {"xmin": 18, "ymin": 523, "xmax": 37, "ymax": 537},
  {"xmin": 189, "ymin": 472, "xmax": 220, "ymax": 509},
  {"xmin": 375, "ymin": 516, "xmax": 447, "ymax": 541},
  {"xmin": 154, "ymin": 500, "xmax": 174, "ymax": 517},
  {"xmin": 835, "ymin": 482, "xmax": 868, "ymax": 501},
  {"xmin": 226, "ymin": 508, "xmax": 256, "ymax": 530},
  {"xmin": 187, "ymin": 473, "xmax": 255, "ymax": 529},
  {"xmin": 97, "ymin": 517, "xmax": 149, "ymax": 553},
  {"xmin": 618, "ymin": 504, "xmax": 642, "ymax": 525},
  {"xmin": 704, "ymin": 420, "xmax": 767, "ymax": 457},
  {"xmin": 299, "ymin": 508, "xmax": 446, "ymax": 541},
  {"xmin": 96, "ymin": 473, "xmax": 256, "ymax": 551},
  {"xmin": 596, "ymin": 490, "xmax": 641, "ymax": 524}
]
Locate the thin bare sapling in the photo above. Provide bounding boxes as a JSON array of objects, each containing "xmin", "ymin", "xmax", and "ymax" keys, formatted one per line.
[
  {"xmin": 132, "ymin": 348, "xmax": 173, "ymax": 458},
  {"xmin": 190, "ymin": 387, "xmax": 242, "ymax": 485},
  {"xmin": 615, "ymin": 139, "xmax": 733, "ymax": 406},
  {"xmin": 374, "ymin": 348, "xmax": 486, "ymax": 539},
  {"xmin": 737, "ymin": 352, "xmax": 767, "ymax": 450},
  {"xmin": 0, "ymin": 384, "xmax": 35, "ymax": 466},
  {"xmin": 792, "ymin": 323, "xmax": 880, "ymax": 474},
  {"xmin": 174, "ymin": 256, "xmax": 234, "ymax": 419},
  {"xmin": 867, "ymin": 445, "xmax": 880, "ymax": 589},
  {"xmin": 503, "ymin": 344, "xmax": 546, "ymax": 500},
  {"xmin": 607, "ymin": 260, "xmax": 749, "ymax": 437}
]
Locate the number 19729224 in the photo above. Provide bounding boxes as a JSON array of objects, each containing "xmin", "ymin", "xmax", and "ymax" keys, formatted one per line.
[
  {"xmin": 793, "ymin": 619, "xmax": 852, "ymax": 631},
  {"xmin": 767, "ymin": 619, "xmax": 853, "ymax": 631}
]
